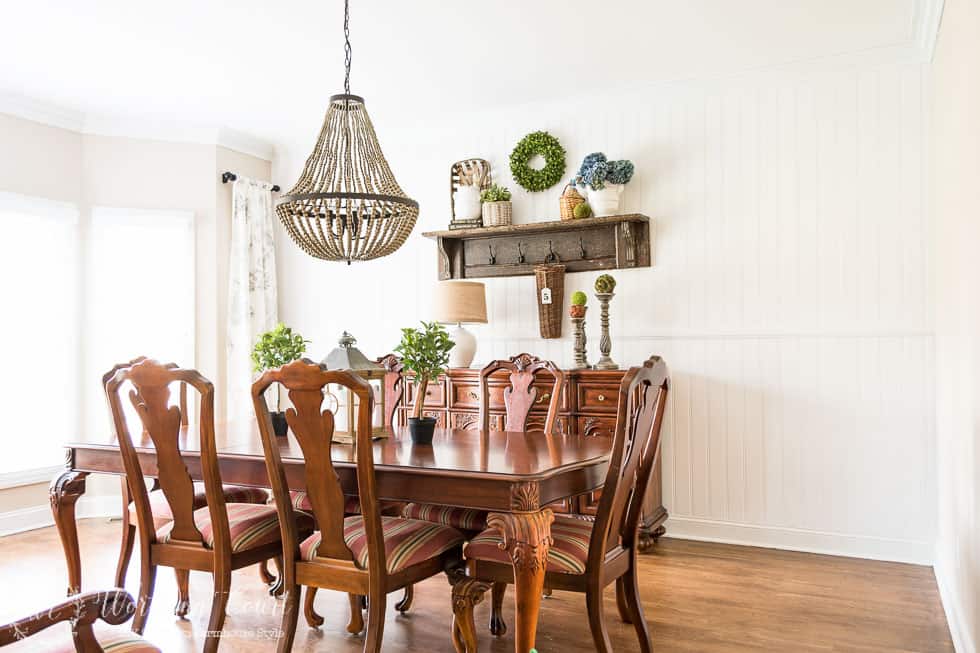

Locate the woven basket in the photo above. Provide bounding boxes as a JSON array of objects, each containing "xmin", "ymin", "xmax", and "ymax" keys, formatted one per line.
[
  {"xmin": 482, "ymin": 201, "xmax": 512, "ymax": 227},
  {"xmin": 534, "ymin": 264, "xmax": 566, "ymax": 339},
  {"xmin": 559, "ymin": 184, "xmax": 585, "ymax": 221}
]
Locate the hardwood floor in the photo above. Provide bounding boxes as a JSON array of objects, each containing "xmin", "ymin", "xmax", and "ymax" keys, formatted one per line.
[{"xmin": 0, "ymin": 519, "xmax": 952, "ymax": 651}]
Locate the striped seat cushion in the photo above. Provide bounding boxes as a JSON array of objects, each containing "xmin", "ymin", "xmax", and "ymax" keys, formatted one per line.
[
  {"xmin": 156, "ymin": 503, "xmax": 312, "ymax": 553},
  {"xmin": 464, "ymin": 515, "xmax": 594, "ymax": 575},
  {"xmin": 401, "ymin": 503, "xmax": 488, "ymax": 532},
  {"xmin": 288, "ymin": 491, "xmax": 404, "ymax": 518},
  {"xmin": 52, "ymin": 625, "xmax": 162, "ymax": 652},
  {"xmin": 129, "ymin": 483, "xmax": 268, "ymax": 527},
  {"xmin": 288, "ymin": 490, "xmax": 362, "ymax": 515},
  {"xmin": 300, "ymin": 516, "xmax": 465, "ymax": 574}
]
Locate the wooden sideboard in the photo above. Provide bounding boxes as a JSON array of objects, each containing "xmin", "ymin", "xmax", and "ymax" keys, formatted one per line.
[{"xmin": 394, "ymin": 366, "xmax": 668, "ymax": 550}]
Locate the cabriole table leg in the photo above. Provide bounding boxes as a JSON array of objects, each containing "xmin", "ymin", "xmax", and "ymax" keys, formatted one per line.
[
  {"xmin": 486, "ymin": 508, "xmax": 555, "ymax": 653},
  {"xmin": 49, "ymin": 469, "xmax": 88, "ymax": 596}
]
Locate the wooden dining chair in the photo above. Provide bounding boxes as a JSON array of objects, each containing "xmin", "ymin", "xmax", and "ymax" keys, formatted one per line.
[
  {"xmin": 297, "ymin": 353, "xmax": 412, "ymax": 627},
  {"xmin": 456, "ymin": 355, "xmax": 669, "ymax": 653},
  {"xmin": 105, "ymin": 359, "xmax": 313, "ymax": 653},
  {"xmin": 0, "ymin": 589, "xmax": 159, "ymax": 652},
  {"xmin": 376, "ymin": 352, "xmax": 404, "ymax": 430},
  {"xmin": 105, "ymin": 357, "xmax": 270, "ymax": 609},
  {"xmin": 400, "ymin": 352, "xmax": 565, "ymax": 633},
  {"xmin": 252, "ymin": 359, "xmax": 467, "ymax": 652}
]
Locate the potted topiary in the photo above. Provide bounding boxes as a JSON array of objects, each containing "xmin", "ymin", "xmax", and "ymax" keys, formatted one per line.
[
  {"xmin": 570, "ymin": 291, "xmax": 588, "ymax": 318},
  {"xmin": 252, "ymin": 322, "xmax": 309, "ymax": 436},
  {"xmin": 573, "ymin": 152, "xmax": 635, "ymax": 216},
  {"xmin": 395, "ymin": 321, "xmax": 454, "ymax": 444},
  {"xmin": 480, "ymin": 183, "xmax": 513, "ymax": 227}
]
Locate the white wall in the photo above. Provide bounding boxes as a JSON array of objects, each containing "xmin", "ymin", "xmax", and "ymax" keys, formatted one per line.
[
  {"xmin": 275, "ymin": 58, "xmax": 934, "ymax": 563},
  {"xmin": 0, "ymin": 113, "xmax": 271, "ymax": 532},
  {"xmin": 932, "ymin": 0, "xmax": 980, "ymax": 649}
]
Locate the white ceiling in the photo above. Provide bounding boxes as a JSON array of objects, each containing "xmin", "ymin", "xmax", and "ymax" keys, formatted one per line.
[{"xmin": 0, "ymin": 0, "xmax": 930, "ymax": 152}]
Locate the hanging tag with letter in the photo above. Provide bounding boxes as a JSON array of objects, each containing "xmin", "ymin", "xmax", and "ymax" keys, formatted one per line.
[{"xmin": 541, "ymin": 287, "xmax": 552, "ymax": 305}]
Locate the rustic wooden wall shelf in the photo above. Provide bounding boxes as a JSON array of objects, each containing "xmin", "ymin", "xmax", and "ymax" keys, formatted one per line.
[{"xmin": 423, "ymin": 214, "xmax": 652, "ymax": 280}]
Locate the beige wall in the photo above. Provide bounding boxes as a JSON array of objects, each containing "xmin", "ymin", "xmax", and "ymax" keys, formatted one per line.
[
  {"xmin": 932, "ymin": 0, "xmax": 980, "ymax": 650},
  {"xmin": 0, "ymin": 115, "xmax": 271, "ymax": 525},
  {"xmin": 0, "ymin": 113, "xmax": 82, "ymax": 202}
]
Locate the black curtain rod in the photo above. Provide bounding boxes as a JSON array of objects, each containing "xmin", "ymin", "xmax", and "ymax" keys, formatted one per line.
[{"xmin": 222, "ymin": 171, "xmax": 280, "ymax": 193}]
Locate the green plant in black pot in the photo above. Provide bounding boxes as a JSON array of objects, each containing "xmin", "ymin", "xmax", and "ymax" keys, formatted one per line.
[
  {"xmin": 252, "ymin": 322, "xmax": 309, "ymax": 436},
  {"xmin": 395, "ymin": 321, "xmax": 454, "ymax": 444}
]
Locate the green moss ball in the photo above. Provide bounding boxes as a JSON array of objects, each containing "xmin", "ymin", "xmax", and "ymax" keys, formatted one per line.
[
  {"xmin": 595, "ymin": 274, "xmax": 617, "ymax": 293},
  {"xmin": 573, "ymin": 202, "xmax": 592, "ymax": 219},
  {"xmin": 571, "ymin": 291, "xmax": 588, "ymax": 306}
]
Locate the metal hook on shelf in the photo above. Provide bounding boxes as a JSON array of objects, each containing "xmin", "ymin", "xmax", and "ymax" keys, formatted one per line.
[
  {"xmin": 579, "ymin": 237, "xmax": 587, "ymax": 259},
  {"xmin": 517, "ymin": 242, "xmax": 526, "ymax": 264},
  {"xmin": 545, "ymin": 240, "xmax": 559, "ymax": 264},
  {"xmin": 488, "ymin": 244, "xmax": 496, "ymax": 265}
]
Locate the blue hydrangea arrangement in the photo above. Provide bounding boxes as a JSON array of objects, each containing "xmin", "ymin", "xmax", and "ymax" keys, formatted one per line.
[{"xmin": 573, "ymin": 152, "xmax": 635, "ymax": 190}]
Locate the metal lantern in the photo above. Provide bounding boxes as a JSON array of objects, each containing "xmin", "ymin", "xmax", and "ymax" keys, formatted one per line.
[
  {"xmin": 276, "ymin": 0, "xmax": 419, "ymax": 264},
  {"xmin": 321, "ymin": 332, "xmax": 387, "ymax": 442}
]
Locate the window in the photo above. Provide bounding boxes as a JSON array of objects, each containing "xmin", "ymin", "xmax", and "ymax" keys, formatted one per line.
[
  {"xmin": 0, "ymin": 193, "xmax": 79, "ymax": 475},
  {"xmin": 0, "ymin": 197, "xmax": 195, "ymax": 478},
  {"xmin": 84, "ymin": 208, "xmax": 195, "ymax": 439}
]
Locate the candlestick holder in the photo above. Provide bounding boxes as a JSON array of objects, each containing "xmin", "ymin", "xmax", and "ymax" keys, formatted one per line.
[
  {"xmin": 594, "ymin": 292, "xmax": 619, "ymax": 370},
  {"xmin": 571, "ymin": 308, "xmax": 590, "ymax": 370}
]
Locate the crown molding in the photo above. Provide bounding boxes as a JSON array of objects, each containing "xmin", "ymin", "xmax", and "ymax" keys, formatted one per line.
[
  {"xmin": 216, "ymin": 127, "xmax": 275, "ymax": 162},
  {"xmin": 913, "ymin": 0, "xmax": 945, "ymax": 61},
  {"xmin": 0, "ymin": 91, "xmax": 84, "ymax": 132},
  {"xmin": 0, "ymin": 91, "xmax": 274, "ymax": 162}
]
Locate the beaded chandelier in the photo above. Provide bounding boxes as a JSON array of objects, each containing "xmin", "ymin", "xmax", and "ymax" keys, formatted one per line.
[{"xmin": 276, "ymin": 0, "xmax": 419, "ymax": 263}]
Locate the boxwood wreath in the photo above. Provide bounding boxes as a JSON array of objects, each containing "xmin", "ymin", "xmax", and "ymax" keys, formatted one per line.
[{"xmin": 509, "ymin": 131, "xmax": 566, "ymax": 192}]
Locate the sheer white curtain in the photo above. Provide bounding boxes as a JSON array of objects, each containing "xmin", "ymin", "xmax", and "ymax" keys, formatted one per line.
[{"xmin": 227, "ymin": 178, "xmax": 278, "ymax": 423}]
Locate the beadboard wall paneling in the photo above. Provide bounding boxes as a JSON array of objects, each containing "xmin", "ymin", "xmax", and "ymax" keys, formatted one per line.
[{"xmin": 274, "ymin": 61, "xmax": 933, "ymax": 563}]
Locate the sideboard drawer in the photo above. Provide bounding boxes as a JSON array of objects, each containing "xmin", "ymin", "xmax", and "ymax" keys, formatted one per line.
[
  {"xmin": 450, "ymin": 382, "xmax": 564, "ymax": 413},
  {"xmin": 577, "ymin": 415, "xmax": 617, "ymax": 438},
  {"xmin": 577, "ymin": 384, "xmax": 617, "ymax": 413},
  {"xmin": 406, "ymin": 380, "xmax": 446, "ymax": 408},
  {"xmin": 450, "ymin": 382, "xmax": 486, "ymax": 409}
]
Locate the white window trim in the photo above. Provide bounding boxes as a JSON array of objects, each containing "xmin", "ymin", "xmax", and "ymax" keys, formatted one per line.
[
  {"xmin": 90, "ymin": 206, "xmax": 194, "ymax": 227},
  {"xmin": 0, "ymin": 191, "xmax": 78, "ymax": 222}
]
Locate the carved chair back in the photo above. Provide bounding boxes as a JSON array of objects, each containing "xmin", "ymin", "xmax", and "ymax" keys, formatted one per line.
[
  {"xmin": 102, "ymin": 356, "xmax": 187, "ymax": 427},
  {"xmin": 104, "ymin": 359, "xmax": 227, "ymax": 552},
  {"xmin": 252, "ymin": 359, "xmax": 386, "ymax": 576},
  {"xmin": 375, "ymin": 353, "xmax": 404, "ymax": 429},
  {"xmin": 589, "ymin": 356, "xmax": 669, "ymax": 562},
  {"xmin": 478, "ymin": 353, "xmax": 565, "ymax": 435}
]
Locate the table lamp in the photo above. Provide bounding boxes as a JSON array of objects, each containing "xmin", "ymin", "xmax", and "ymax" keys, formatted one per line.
[{"xmin": 433, "ymin": 280, "xmax": 488, "ymax": 368}]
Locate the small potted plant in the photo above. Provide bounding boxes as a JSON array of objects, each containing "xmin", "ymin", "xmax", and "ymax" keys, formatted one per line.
[
  {"xmin": 480, "ymin": 183, "xmax": 513, "ymax": 227},
  {"xmin": 572, "ymin": 152, "xmax": 635, "ymax": 216},
  {"xmin": 570, "ymin": 291, "xmax": 588, "ymax": 318},
  {"xmin": 252, "ymin": 322, "xmax": 309, "ymax": 436},
  {"xmin": 395, "ymin": 321, "xmax": 454, "ymax": 444}
]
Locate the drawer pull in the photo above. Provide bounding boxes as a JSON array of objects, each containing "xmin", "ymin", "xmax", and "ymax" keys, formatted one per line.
[
  {"xmin": 468, "ymin": 391, "xmax": 479, "ymax": 400},
  {"xmin": 597, "ymin": 394, "xmax": 606, "ymax": 402},
  {"xmin": 535, "ymin": 392, "xmax": 551, "ymax": 404}
]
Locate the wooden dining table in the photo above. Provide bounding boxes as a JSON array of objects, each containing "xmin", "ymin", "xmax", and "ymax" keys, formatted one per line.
[{"xmin": 50, "ymin": 423, "xmax": 613, "ymax": 653}]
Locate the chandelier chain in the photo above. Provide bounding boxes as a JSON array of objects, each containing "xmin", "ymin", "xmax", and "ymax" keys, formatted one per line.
[{"xmin": 343, "ymin": 0, "xmax": 352, "ymax": 96}]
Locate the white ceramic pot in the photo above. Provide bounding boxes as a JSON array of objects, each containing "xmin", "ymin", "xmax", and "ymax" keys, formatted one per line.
[
  {"xmin": 454, "ymin": 185, "xmax": 482, "ymax": 220},
  {"xmin": 578, "ymin": 183, "xmax": 624, "ymax": 217}
]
